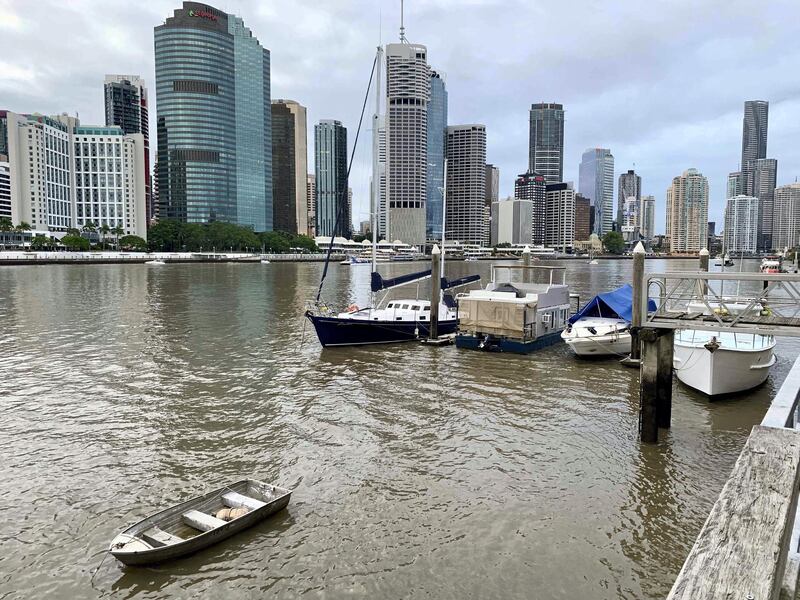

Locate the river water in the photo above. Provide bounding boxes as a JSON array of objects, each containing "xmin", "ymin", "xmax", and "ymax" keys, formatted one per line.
[{"xmin": 0, "ymin": 258, "xmax": 797, "ymax": 599}]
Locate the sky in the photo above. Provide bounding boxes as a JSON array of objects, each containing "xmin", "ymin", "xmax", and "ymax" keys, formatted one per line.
[{"xmin": 1, "ymin": 0, "xmax": 798, "ymax": 235}]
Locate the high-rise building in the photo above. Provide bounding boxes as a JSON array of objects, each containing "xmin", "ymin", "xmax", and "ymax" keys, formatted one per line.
[
  {"xmin": 271, "ymin": 99, "xmax": 308, "ymax": 234},
  {"xmin": 306, "ymin": 174, "xmax": 316, "ymax": 237},
  {"xmin": 574, "ymin": 193, "xmax": 591, "ymax": 242},
  {"xmin": 544, "ymin": 182, "xmax": 575, "ymax": 251},
  {"xmin": 727, "ymin": 171, "xmax": 742, "ymax": 198},
  {"xmin": 426, "ymin": 70, "xmax": 447, "ymax": 241},
  {"xmin": 385, "ymin": 42, "xmax": 429, "ymax": 246},
  {"xmin": 491, "ymin": 198, "xmax": 532, "ymax": 246},
  {"xmin": 617, "ymin": 169, "xmax": 641, "ymax": 238},
  {"xmin": 445, "ymin": 124, "xmax": 486, "ymax": 245},
  {"xmin": 484, "ymin": 164, "xmax": 499, "ymax": 246},
  {"xmin": 0, "ymin": 161, "xmax": 10, "ymax": 220},
  {"xmin": 578, "ymin": 148, "xmax": 614, "ymax": 236},
  {"xmin": 741, "ymin": 100, "xmax": 769, "ymax": 170},
  {"xmin": 724, "ymin": 195, "xmax": 759, "ymax": 254},
  {"xmin": 1, "ymin": 111, "xmax": 146, "ymax": 237},
  {"xmin": 772, "ymin": 184, "xmax": 800, "ymax": 251},
  {"xmin": 640, "ymin": 195, "xmax": 655, "ymax": 241},
  {"xmin": 375, "ymin": 115, "xmax": 387, "ymax": 239},
  {"xmin": 528, "ymin": 103, "xmax": 564, "ymax": 184},
  {"xmin": 155, "ymin": 3, "xmax": 272, "ymax": 230},
  {"xmin": 749, "ymin": 158, "xmax": 777, "ymax": 250},
  {"xmin": 104, "ymin": 75, "xmax": 151, "ymax": 223},
  {"xmin": 665, "ymin": 168, "xmax": 709, "ymax": 253},
  {"xmin": 515, "ymin": 171, "xmax": 546, "ymax": 245},
  {"xmin": 314, "ymin": 120, "xmax": 348, "ymax": 238}
]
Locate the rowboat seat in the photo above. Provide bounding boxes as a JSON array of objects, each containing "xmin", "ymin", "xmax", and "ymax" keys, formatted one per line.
[
  {"xmin": 141, "ymin": 527, "xmax": 184, "ymax": 547},
  {"xmin": 222, "ymin": 491, "xmax": 266, "ymax": 511},
  {"xmin": 183, "ymin": 510, "xmax": 227, "ymax": 533}
]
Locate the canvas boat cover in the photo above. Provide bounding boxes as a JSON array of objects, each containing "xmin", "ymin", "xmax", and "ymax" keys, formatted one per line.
[
  {"xmin": 568, "ymin": 284, "xmax": 656, "ymax": 324},
  {"xmin": 458, "ymin": 297, "xmax": 537, "ymax": 337}
]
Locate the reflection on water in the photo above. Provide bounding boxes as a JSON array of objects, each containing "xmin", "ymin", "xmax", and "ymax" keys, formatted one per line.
[{"xmin": 0, "ymin": 259, "xmax": 796, "ymax": 599}]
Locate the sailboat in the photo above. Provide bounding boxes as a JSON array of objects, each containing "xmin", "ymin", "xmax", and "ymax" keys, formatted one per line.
[{"xmin": 304, "ymin": 44, "xmax": 478, "ymax": 348}]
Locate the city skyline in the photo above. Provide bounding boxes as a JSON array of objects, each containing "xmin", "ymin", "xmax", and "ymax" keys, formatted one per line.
[{"xmin": 1, "ymin": 1, "xmax": 800, "ymax": 235}]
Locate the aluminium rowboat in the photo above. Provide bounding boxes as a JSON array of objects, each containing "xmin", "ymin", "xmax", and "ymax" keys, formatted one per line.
[{"xmin": 109, "ymin": 479, "xmax": 291, "ymax": 565}]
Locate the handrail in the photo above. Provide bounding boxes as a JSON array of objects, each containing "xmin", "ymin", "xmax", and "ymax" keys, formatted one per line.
[{"xmin": 762, "ymin": 355, "xmax": 800, "ymax": 429}]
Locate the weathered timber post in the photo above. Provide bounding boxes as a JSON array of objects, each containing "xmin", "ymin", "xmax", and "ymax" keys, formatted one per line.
[
  {"xmin": 656, "ymin": 329, "xmax": 674, "ymax": 429},
  {"xmin": 639, "ymin": 327, "xmax": 674, "ymax": 442},
  {"xmin": 429, "ymin": 244, "xmax": 441, "ymax": 340},
  {"xmin": 630, "ymin": 241, "xmax": 646, "ymax": 361},
  {"xmin": 699, "ymin": 247, "xmax": 709, "ymax": 297},
  {"xmin": 523, "ymin": 245, "xmax": 531, "ymax": 284},
  {"xmin": 639, "ymin": 327, "xmax": 660, "ymax": 443}
]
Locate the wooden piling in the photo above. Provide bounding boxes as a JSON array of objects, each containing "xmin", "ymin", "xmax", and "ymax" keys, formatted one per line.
[
  {"xmin": 523, "ymin": 245, "xmax": 531, "ymax": 284},
  {"xmin": 699, "ymin": 247, "xmax": 709, "ymax": 296},
  {"xmin": 630, "ymin": 241, "xmax": 646, "ymax": 361},
  {"xmin": 639, "ymin": 327, "xmax": 674, "ymax": 442},
  {"xmin": 429, "ymin": 244, "xmax": 441, "ymax": 340}
]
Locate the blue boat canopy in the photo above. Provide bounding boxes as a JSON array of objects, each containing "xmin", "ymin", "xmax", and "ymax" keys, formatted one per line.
[{"xmin": 569, "ymin": 284, "xmax": 656, "ymax": 324}]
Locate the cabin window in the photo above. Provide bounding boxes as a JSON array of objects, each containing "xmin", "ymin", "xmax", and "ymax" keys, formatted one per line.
[
  {"xmin": 387, "ymin": 303, "xmax": 394, "ymax": 308},
  {"xmin": 411, "ymin": 305, "xmax": 420, "ymax": 311},
  {"xmin": 423, "ymin": 306, "xmax": 430, "ymax": 311},
  {"xmin": 396, "ymin": 317, "xmax": 403, "ymax": 321},
  {"xmin": 420, "ymin": 316, "xmax": 426, "ymax": 320},
  {"xmin": 401, "ymin": 304, "xmax": 410, "ymax": 310}
]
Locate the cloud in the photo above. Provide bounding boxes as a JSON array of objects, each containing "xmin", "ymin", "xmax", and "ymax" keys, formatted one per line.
[{"xmin": 1, "ymin": 0, "xmax": 797, "ymax": 231}]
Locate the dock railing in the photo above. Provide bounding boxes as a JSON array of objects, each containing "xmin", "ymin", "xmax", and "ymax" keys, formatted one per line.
[{"xmin": 668, "ymin": 354, "xmax": 800, "ymax": 599}]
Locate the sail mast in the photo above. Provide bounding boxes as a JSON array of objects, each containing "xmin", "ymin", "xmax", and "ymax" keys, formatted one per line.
[{"xmin": 371, "ymin": 45, "xmax": 382, "ymax": 274}]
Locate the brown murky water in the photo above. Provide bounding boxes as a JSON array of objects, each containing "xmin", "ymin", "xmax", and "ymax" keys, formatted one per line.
[{"xmin": 0, "ymin": 259, "xmax": 796, "ymax": 599}]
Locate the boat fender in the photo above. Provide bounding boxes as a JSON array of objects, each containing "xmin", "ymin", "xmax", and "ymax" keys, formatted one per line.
[
  {"xmin": 347, "ymin": 304, "xmax": 359, "ymax": 313},
  {"xmin": 704, "ymin": 338, "xmax": 720, "ymax": 353},
  {"xmin": 713, "ymin": 308, "xmax": 729, "ymax": 316},
  {"xmin": 215, "ymin": 507, "xmax": 250, "ymax": 521},
  {"xmin": 761, "ymin": 307, "xmax": 773, "ymax": 316}
]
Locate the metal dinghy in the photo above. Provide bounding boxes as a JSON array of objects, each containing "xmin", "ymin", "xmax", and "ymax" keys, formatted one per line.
[{"xmin": 109, "ymin": 479, "xmax": 292, "ymax": 566}]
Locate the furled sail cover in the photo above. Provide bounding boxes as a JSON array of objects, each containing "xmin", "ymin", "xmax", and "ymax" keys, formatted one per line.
[
  {"xmin": 441, "ymin": 274, "xmax": 481, "ymax": 290},
  {"xmin": 370, "ymin": 270, "xmax": 432, "ymax": 293},
  {"xmin": 568, "ymin": 284, "xmax": 656, "ymax": 324}
]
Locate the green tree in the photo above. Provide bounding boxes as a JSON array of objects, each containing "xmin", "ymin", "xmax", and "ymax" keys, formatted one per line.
[
  {"xmin": 0, "ymin": 217, "xmax": 11, "ymax": 250},
  {"xmin": 61, "ymin": 235, "xmax": 90, "ymax": 251},
  {"xmin": 15, "ymin": 221, "xmax": 31, "ymax": 234},
  {"xmin": 111, "ymin": 225, "xmax": 124, "ymax": 249},
  {"xmin": 290, "ymin": 234, "xmax": 319, "ymax": 253},
  {"xmin": 66, "ymin": 227, "xmax": 81, "ymax": 236},
  {"xmin": 259, "ymin": 231, "xmax": 291, "ymax": 253},
  {"xmin": 602, "ymin": 231, "xmax": 625, "ymax": 255},
  {"xmin": 30, "ymin": 235, "xmax": 51, "ymax": 250},
  {"xmin": 119, "ymin": 235, "xmax": 148, "ymax": 251},
  {"xmin": 82, "ymin": 221, "xmax": 97, "ymax": 234},
  {"xmin": 99, "ymin": 223, "xmax": 110, "ymax": 250}
]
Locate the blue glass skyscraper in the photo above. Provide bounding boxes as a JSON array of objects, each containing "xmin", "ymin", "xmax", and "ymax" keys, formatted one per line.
[
  {"xmin": 426, "ymin": 70, "xmax": 447, "ymax": 240},
  {"xmin": 155, "ymin": 2, "xmax": 272, "ymax": 231}
]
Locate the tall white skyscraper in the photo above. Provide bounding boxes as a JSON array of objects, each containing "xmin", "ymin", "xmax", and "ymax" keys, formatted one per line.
[
  {"xmin": 445, "ymin": 124, "xmax": 486, "ymax": 245},
  {"xmin": 578, "ymin": 148, "xmax": 614, "ymax": 236},
  {"xmin": 544, "ymin": 182, "xmax": 576, "ymax": 251},
  {"xmin": 724, "ymin": 195, "xmax": 759, "ymax": 254},
  {"xmin": 640, "ymin": 195, "xmax": 655, "ymax": 241},
  {"xmin": 385, "ymin": 42, "xmax": 429, "ymax": 246},
  {"xmin": 666, "ymin": 168, "xmax": 709, "ymax": 253},
  {"xmin": 772, "ymin": 184, "xmax": 800, "ymax": 250}
]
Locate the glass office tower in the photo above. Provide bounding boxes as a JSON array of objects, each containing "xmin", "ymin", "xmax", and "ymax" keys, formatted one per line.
[
  {"xmin": 426, "ymin": 70, "xmax": 447, "ymax": 240},
  {"xmin": 154, "ymin": 2, "xmax": 272, "ymax": 231}
]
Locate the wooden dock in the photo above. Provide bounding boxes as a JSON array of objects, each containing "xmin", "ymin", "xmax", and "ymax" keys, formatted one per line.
[{"xmin": 668, "ymin": 355, "xmax": 800, "ymax": 599}]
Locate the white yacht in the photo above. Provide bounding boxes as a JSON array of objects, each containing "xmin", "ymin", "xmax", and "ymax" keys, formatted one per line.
[{"xmin": 674, "ymin": 330, "xmax": 776, "ymax": 396}]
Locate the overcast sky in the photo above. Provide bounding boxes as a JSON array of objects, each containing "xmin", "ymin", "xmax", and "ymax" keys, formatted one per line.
[{"xmin": 2, "ymin": 0, "xmax": 798, "ymax": 234}]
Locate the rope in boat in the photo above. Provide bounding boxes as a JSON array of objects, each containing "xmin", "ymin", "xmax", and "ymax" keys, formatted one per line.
[{"xmin": 315, "ymin": 53, "xmax": 378, "ymax": 303}]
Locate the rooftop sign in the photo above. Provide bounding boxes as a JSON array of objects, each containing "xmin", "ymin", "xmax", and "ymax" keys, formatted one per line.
[{"xmin": 188, "ymin": 9, "xmax": 217, "ymax": 21}]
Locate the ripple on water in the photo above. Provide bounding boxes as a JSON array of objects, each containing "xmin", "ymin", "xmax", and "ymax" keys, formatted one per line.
[{"xmin": 0, "ymin": 260, "xmax": 796, "ymax": 599}]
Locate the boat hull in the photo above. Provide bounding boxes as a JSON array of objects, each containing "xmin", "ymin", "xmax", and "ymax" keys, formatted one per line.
[
  {"xmin": 674, "ymin": 340, "xmax": 776, "ymax": 396},
  {"xmin": 563, "ymin": 332, "xmax": 632, "ymax": 357},
  {"xmin": 110, "ymin": 479, "xmax": 291, "ymax": 566},
  {"xmin": 455, "ymin": 330, "xmax": 563, "ymax": 354},
  {"xmin": 306, "ymin": 312, "xmax": 458, "ymax": 347}
]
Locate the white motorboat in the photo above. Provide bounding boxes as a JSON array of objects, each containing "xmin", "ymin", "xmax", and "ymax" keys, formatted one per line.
[
  {"xmin": 562, "ymin": 284, "xmax": 653, "ymax": 357},
  {"xmin": 674, "ymin": 330, "xmax": 776, "ymax": 396},
  {"xmin": 146, "ymin": 259, "xmax": 166, "ymax": 265},
  {"xmin": 562, "ymin": 317, "xmax": 631, "ymax": 356},
  {"xmin": 260, "ymin": 259, "xmax": 271, "ymax": 264}
]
